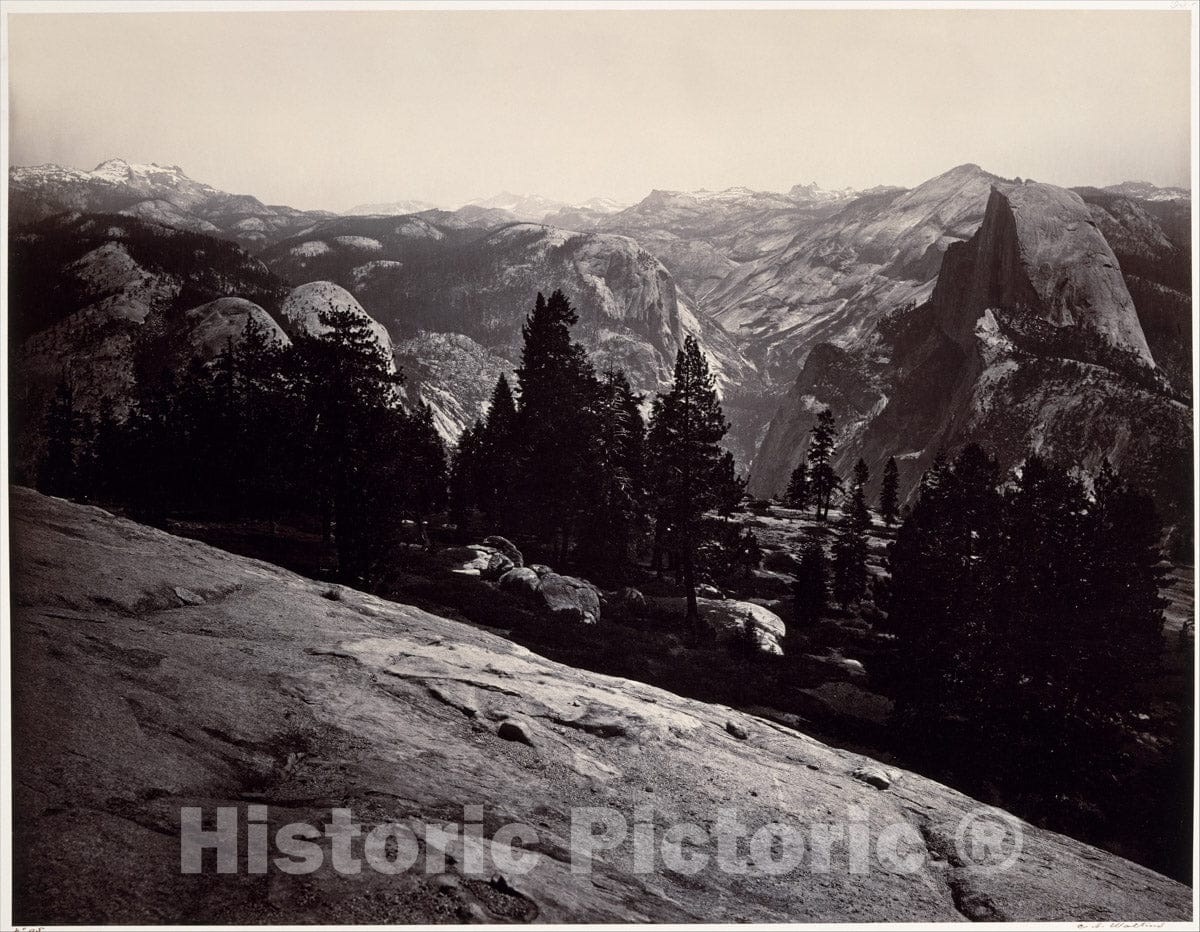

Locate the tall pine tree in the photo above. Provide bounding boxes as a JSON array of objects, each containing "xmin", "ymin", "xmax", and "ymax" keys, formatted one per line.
[
  {"xmin": 879, "ymin": 456, "xmax": 900, "ymax": 526},
  {"xmin": 647, "ymin": 336, "xmax": 729, "ymax": 626},
  {"xmin": 576, "ymin": 368, "xmax": 648, "ymax": 578},
  {"xmin": 513, "ymin": 290, "xmax": 600, "ymax": 560},
  {"xmin": 785, "ymin": 460, "xmax": 810, "ymax": 510},
  {"xmin": 475, "ymin": 374, "xmax": 519, "ymax": 528},
  {"xmin": 832, "ymin": 458, "xmax": 871, "ymax": 607},
  {"xmin": 808, "ymin": 408, "xmax": 841, "ymax": 521},
  {"xmin": 793, "ymin": 533, "xmax": 828, "ymax": 627}
]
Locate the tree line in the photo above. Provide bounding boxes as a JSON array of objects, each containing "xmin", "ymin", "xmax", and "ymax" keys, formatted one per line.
[
  {"xmin": 35, "ymin": 289, "xmax": 751, "ymax": 615},
  {"xmin": 783, "ymin": 408, "xmax": 900, "ymax": 619},
  {"xmin": 448, "ymin": 290, "xmax": 751, "ymax": 619},
  {"xmin": 37, "ymin": 304, "xmax": 447, "ymax": 583},
  {"xmin": 881, "ymin": 445, "xmax": 1169, "ymax": 796}
]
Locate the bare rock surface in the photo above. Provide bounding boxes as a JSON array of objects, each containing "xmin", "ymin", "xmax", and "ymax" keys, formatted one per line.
[{"xmin": 9, "ymin": 488, "xmax": 1190, "ymax": 923}]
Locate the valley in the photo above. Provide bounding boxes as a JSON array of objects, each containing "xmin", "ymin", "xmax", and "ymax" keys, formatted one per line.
[{"xmin": 9, "ymin": 161, "xmax": 1193, "ymax": 507}]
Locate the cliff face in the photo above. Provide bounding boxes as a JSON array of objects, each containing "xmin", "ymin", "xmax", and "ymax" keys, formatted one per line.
[
  {"xmin": 262, "ymin": 218, "xmax": 762, "ymax": 447},
  {"xmin": 10, "ymin": 488, "xmax": 1191, "ymax": 923},
  {"xmin": 748, "ymin": 182, "xmax": 1191, "ymax": 525},
  {"xmin": 708, "ymin": 165, "xmax": 1002, "ymax": 385},
  {"xmin": 957, "ymin": 184, "xmax": 1153, "ymax": 364}
]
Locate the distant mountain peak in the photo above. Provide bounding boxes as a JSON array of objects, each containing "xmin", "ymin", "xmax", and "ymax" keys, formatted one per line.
[
  {"xmin": 787, "ymin": 181, "xmax": 859, "ymax": 202},
  {"xmin": 346, "ymin": 198, "xmax": 439, "ymax": 217},
  {"xmin": 1099, "ymin": 180, "xmax": 1190, "ymax": 202},
  {"xmin": 91, "ymin": 158, "xmax": 192, "ymax": 182}
]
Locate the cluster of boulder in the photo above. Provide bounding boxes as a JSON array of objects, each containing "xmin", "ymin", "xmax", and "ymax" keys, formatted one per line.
[
  {"xmin": 451, "ymin": 537, "xmax": 603, "ymax": 625},
  {"xmin": 449, "ymin": 536, "xmax": 788, "ymax": 655}
]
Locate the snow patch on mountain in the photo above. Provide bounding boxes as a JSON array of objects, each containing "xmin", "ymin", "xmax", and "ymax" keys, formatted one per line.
[
  {"xmin": 345, "ymin": 199, "xmax": 439, "ymax": 216},
  {"xmin": 291, "ymin": 240, "xmax": 332, "ymax": 258},
  {"xmin": 350, "ymin": 259, "xmax": 404, "ymax": 286},
  {"xmin": 333, "ymin": 235, "xmax": 384, "ymax": 251}
]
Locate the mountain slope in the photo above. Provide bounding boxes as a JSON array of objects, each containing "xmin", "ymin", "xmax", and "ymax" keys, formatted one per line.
[
  {"xmin": 11, "ymin": 487, "xmax": 1191, "ymax": 923},
  {"xmin": 1073, "ymin": 187, "xmax": 1192, "ymax": 397},
  {"xmin": 748, "ymin": 179, "xmax": 1191, "ymax": 528},
  {"xmin": 9, "ymin": 159, "xmax": 333, "ymax": 249},
  {"xmin": 261, "ymin": 218, "xmax": 761, "ymax": 445},
  {"xmin": 708, "ymin": 164, "xmax": 1005, "ymax": 384},
  {"xmin": 9, "ymin": 214, "xmax": 292, "ymax": 465},
  {"xmin": 555, "ymin": 185, "xmax": 859, "ymax": 304}
]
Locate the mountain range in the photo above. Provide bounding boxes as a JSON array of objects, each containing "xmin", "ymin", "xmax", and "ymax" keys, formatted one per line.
[{"xmin": 7, "ymin": 158, "xmax": 1192, "ymax": 525}]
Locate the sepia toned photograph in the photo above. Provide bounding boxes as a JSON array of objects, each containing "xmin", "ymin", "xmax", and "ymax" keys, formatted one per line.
[{"xmin": 1, "ymin": 1, "xmax": 1196, "ymax": 926}]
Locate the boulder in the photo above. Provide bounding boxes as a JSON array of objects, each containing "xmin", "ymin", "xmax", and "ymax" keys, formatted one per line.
[
  {"xmin": 446, "ymin": 545, "xmax": 493, "ymax": 577},
  {"xmin": 482, "ymin": 535, "xmax": 524, "ymax": 567},
  {"xmin": 763, "ymin": 549, "xmax": 802, "ymax": 574},
  {"xmin": 537, "ymin": 573, "xmax": 601, "ymax": 624},
  {"xmin": 696, "ymin": 583, "xmax": 724, "ymax": 600},
  {"xmin": 481, "ymin": 552, "xmax": 514, "ymax": 581},
  {"xmin": 851, "ymin": 766, "xmax": 895, "ymax": 790},
  {"xmin": 699, "ymin": 599, "xmax": 786, "ymax": 655},
  {"xmin": 498, "ymin": 567, "xmax": 540, "ymax": 598},
  {"xmin": 617, "ymin": 586, "xmax": 647, "ymax": 617},
  {"xmin": 529, "ymin": 564, "xmax": 554, "ymax": 577},
  {"xmin": 497, "ymin": 717, "xmax": 536, "ymax": 746},
  {"xmin": 818, "ymin": 650, "xmax": 867, "ymax": 679},
  {"xmin": 800, "ymin": 681, "xmax": 895, "ymax": 727}
]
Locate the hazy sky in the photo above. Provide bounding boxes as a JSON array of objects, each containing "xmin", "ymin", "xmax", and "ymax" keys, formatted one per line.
[{"xmin": 6, "ymin": 8, "xmax": 1194, "ymax": 211}]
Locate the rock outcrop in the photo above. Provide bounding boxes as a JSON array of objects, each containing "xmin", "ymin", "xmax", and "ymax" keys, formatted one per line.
[
  {"xmin": 178, "ymin": 296, "xmax": 291, "ymax": 361},
  {"xmin": 260, "ymin": 218, "xmax": 761, "ymax": 452},
  {"xmin": 949, "ymin": 184, "xmax": 1153, "ymax": 364},
  {"xmin": 710, "ymin": 164, "xmax": 1004, "ymax": 384},
  {"xmin": 279, "ymin": 280, "xmax": 394, "ymax": 366},
  {"xmin": 748, "ymin": 180, "xmax": 1192, "ymax": 528},
  {"xmin": 534, "ymin": 573, "xmax": 602, "ymax": 625},
  {"xmin": 10, "ymin": 489, "xmax": 1191, "ymax": 923},
  {"xmin": 650, "ymin": 597, "xmax": 787, "ymax": 655}
]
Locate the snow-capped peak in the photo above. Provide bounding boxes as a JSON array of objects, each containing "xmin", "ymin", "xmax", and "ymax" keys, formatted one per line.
[
  {"xmin": 91, "ymin": 159, "xmax": 192, "ymax": 184},
  {"xmin": 788, "ymin": 182, "xmax": 861, "ymax": 203}
]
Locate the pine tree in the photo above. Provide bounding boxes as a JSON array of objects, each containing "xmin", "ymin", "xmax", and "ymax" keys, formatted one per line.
[
  {"xmin": 576, "ymin": 368, "xmax": 648, "ymax": 578},
  {"xmin": 793, "ymin": 534, "xmax": 827, "ymax": 626},
  {"xmin": 808, "ymin": 408, "xmax": 841, "ymax": 521},
  {"xmin": 232, "ymin": 312, "xmax": 293, "ymax": 523},
  {"xmin": 513, "ymin": 290, "xmax": 600, "ymax": 560},
  {"xmin": 713, "ymin": 450, "xmax": 746, "ymax": 518},
  {"xmin": 289, "ymin": 305, "xmax": 405, "ymax": 580},
  {"xmin": 400, "ymin": 402, "xmax": 450, "ymax": 550},
  {"xmin": 38, "ymin": 378, "xmax": 80, "ymax": 497},
  {"xmin": 785, "ymin": 460, "xmax": 810, "ymax": 510},
  {"xmin": 449, "ymin": 420, "xmax": 484, "ymax": 526},
  {"xmin": 647, "ymin": 336, "xmax": 730, "ymax": 626},
  {"xmin": 883, "ymin": 443, "xmax": 1003, "ymax": 712},
  {"xmin": 832, "ymin": 459, "xmax": 871, "ymax": 607},
  {"xmin": 852, "ymin": 457, "xmax": 869, "ymax": 491},
  {"xmin": 1083, "ymin": 460, "xmax": 1166, "ymax": 697},
  {"xmin": 879, "ymin": 456, "xmax": 900, "ymax": 526},
  {"xmin": 476, "ymin": 374, "xmax": 519, "ymax": 527}
]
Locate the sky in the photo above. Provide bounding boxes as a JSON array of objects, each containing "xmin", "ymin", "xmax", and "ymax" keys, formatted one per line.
[{"xmin": 5, "ymin": 7, "xmax": 1194, "ymax": 211}]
